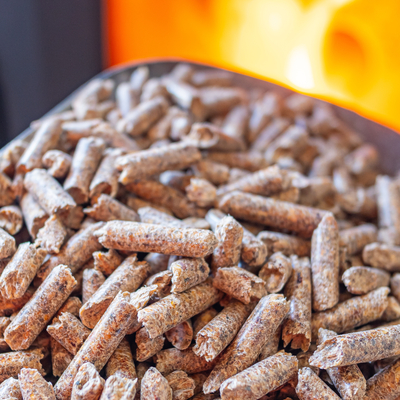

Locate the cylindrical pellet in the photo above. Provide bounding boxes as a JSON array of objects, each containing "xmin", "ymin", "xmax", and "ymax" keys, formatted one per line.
[
  {"xmin": 138, "ymin": 279, "xmax": 222, "ymax": 338},
  {"xmin": 95, "ymin": 221, "xmax": 217, "ymax": 258},
  {"xmin": 0, "ymin": 228, "xmax": 16, "ymax": 260},
  {"xmin": 82, "ymin": 269, "xmax": 106, "ymax": 305},
  {"xmin": 36, "ymin": 215, "xmax": 68, "ymax": 254},
  {"xmin": 4, "ymin": 265, "xmax": 76, "ymax": 350},
  {"xmin": 135, "ymin": 327, "xmax": 165, "ymax": 362},
  {"xmin": 171, "ymin": 258, "xmax": 210, "ymax": 293},
  {"xmin": 71, "ymin": 362, "xmax": 104, "ymax": 400},
  {"xmin": 106, "ymin": 338, "xmax": 136, "ymax": 380},
  {"xmin": 203, "ymin": 294, "xmax": 290, "ymax": 393},
  {"xmin": 342, "ymin": 266, "xmax": 390, "ymax": 295},
  {"xmin": 93, "ymin": 249, "xmax": 123, "ymax": 277},
  {"xmin": 218, "ymin": 191, "xmax": 326, "ymax": 238},
  {"xmin": 54, "ymin": 291, "xmax": 137, "ymax": 400},
  {"xmin": 138, "ymin": 206, "xmax": 188, "ymax": 229},
  {"xmin": 0, "ymin": 377, "xmax": 22, "ymax": 399},
  {"xmin": 19, "ymin": 367, "xmax": 56, "ymax": 400},
  {"xmin": 259, "ymin": 252, "xmax": 292, "ymax": 293},
  {"xmin": 0, "ymin": 351, "xmax": 44, "ymax": 383},
  {"xmin": 100, "ymin": 376, "xmax": 137, "ymax": 400},
  {"xmin": 282, "ymin": 256, "xmax": 312, "ymax": 352},
  {"xmin": 257, "ymin": 230, "xmax": 311, "ymax": 257},
  {"xmin": 220, "ymin": 352, "xmax": 298, "ymax": 400},
  {"xmin": 42, "ymin": 149, "xmax": 72, "ymax": 179},
  {"xmin": 339, "ymin": 223, "xmax": 377, "ymax": 256},
  {"xmin": 165, "ymin": 320, "xmax": 193, "ymax": 350},
  {"xmin": 363, "ymin": 243, "xmax": 400, "ymax": 272},
  {"xmin": 311, "ymin": 213, "xmax": 339, "ymax": 311},
  {"xmin": 20, "ymin": 192, "xmax": 48, "ymax": 239},
  {"xmin": 0, "ymin": 206, "xmax": 23, "ymax": 235},
  {"xmin": 140, "ymin": 367, "xmax": 172, "ymax": 400},
  {"xmin": 51, "ymin": 337, "xmax": 73, "ymax": 377}
]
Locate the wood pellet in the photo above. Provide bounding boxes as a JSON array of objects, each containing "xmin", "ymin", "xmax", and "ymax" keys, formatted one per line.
[{"xmin": 1, "ymin": 63, "xmax": 400, "ymax": 399}]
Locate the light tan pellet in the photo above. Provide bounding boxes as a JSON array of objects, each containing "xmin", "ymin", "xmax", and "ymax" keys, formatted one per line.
[
  {"xmin": 342, "ymin": 266, "xmax": 390, "ymax": 295},
  {"xmin": 259, "ymin": 252, "xmax": 292, "ymax": 293},
  {"xmin": 42, "ymin": 150, "xmax": 72, "ymax": 179},
  {"xmin": 19, "ymin": 368, "xmax": 55, "ymax": 400},
  {"xmin": 0, "ymin": 206, "xmax": 23, "ymax": 236},
  {"xmin": 135, "ymin": 327, "xmax": 165, "ymax": 362},
  {"xmin": 71, "ymin": 362, "xmax": 104, "ymax": 400},
  {"xmin": 170, "ymin": 258, "xmax": 210, "ymax": 293},
  {"xmin": 36, "ymin": 215, "xmax": 68, "ymax": 254}
]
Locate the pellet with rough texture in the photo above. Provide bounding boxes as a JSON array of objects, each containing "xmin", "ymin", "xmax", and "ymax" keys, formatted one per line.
[
  {"xmin": 106, "ymin": 338, "xmax": 136, "ymax": 380},
  {"xmin": 54, "ymin": 291, "xmax": 137, "ymax": 400},
  {"xmin": 0, "ymin": 172, "xmax": 15, "ymax": 208},
  {"xmin": 82, "ymin": 269, "xmax": 106, "ymax": 304},
  {"xmin": 51, "ymin": 337, "xmax": 73, "ymax": 377},
  {"xmin": 203, "ymin": 294, "xmax": 290, "ymax": 393},
  {"xmin": 71, "ymin": 362, "xmax": 104, "ymax": 400},
  {"xmin": 19, "ymin": 368, "xmax": 55, "ymax": 400},
  {"xmin": 311, "ymin": 287, "xmax": 389, "ymax": 338},
  {"xmin": 211, "ymin": 216, "xmax": 243, "ymax": 272},
  {"xmin": 218, "ymin": 191, "xmax": 326, "ymax": 238},
  {"xmin": 194, "ymin": 299, "xmax": 254, "ymax": 362},
  {"xmin": 138, "ymin": 207, "xmax": 188, "ymax": 229},
  {"xmin": 155, "ymin": 347, "xmax": 218, "ymax": 375},
  {"xmin": 311, "ymin": 213, "xmax": 339, "ymax": 311},
  {"xmin": 259, "ymin": 252, "xmax": 292, "ymax": 293},
  {"xmin": 391, "ymin": 273, "xmax": 400, "ymax": 303},
  {"xmin": 4, "ymin": 265, "xmax": 76, "ymax": 350},
  {"xmin": 206, "ymin": 151, "xmax": 267, "ymax": 172},
  {"xmin": 0, "ymin": 377, "xmax": 22, "ymax": 400},
  {"xmin": 0, "ymin": 206, "xmax": 23, "ymax": 235},
  {"xmin": 24, "ymin": 169, "xmax": 83, "ymax": 229},
  {"xmin": 364, "ymin": 357, "xmax": 400, "ymax": 400},
  {"xmin": 339, "ymin": 223, "xmax": 378, "ymax": 256},
  {"xmin": 0, "ymin": 351, "xmax": 44, "ymax": 383},
  {"xmin": 257, "ymin": 230, "xmax": 311, "ymax": 257},
  {"xmin": 95, "ymin": 222, "xmax": 217, "ymax": 258},
  {"xmin": 363, "ymin": 242, "xmax": 400, "ymax": 271},
  {"xmin": 20, "ymin": 192, "xmax": 48, "ymax": 240},
  {"xmin": 309, "ymin": 324, "xmax": 400, "ymax": 368},
  {"xmin": 100, "ymin": 376, "xmax": 137, "ymax": 400},
  {"xmin": 135, "ymin": 327, "xmax": 165, "ymax": 362},
  {"xmin": 282, "ymin": 256, "xmax": 312, "ymax": 352},
  {"xmin": 192, "ymin": 308, "xmax": 218, "ymax": 337},
  {"xmin": 166, "ymin": 320, "xmax": 193, "ymax": 351},
  {"xmin": 84, "ymin": 194, "xmax": 139, "ymax": 222},
  {"xmin": 0, "ymin": 288, "xmax": 33, "ymax": 317},
  {"xmin": 139, "ymin": 279, "xmax": 222, "ymax": 338},
  {"xmin": 0, "ymin": 228, "xmax": 16, "ymax": 260},
  {"xmin": 0, "ymin": 316, "xmax": 10, "ymax": 352},
  {"xmin": 64, "ymin": 137, "xmax": 105, "ymax": 204},
  {"xmin": 90, "ymin": 148, "xmax": 124, "ymax": 202},
  {"xmin": 93, "ymin": 249, "xmax": 123, "ymax": 277},
  {"xmin": 47, "ymin": 312, "xmax": 90, "ymax": 355},
  {"xmin": 116, "ymin": 142, "xmax": 200, "ymax": 184},
  {"xmin": 0, "ymin": 242, "xmax": 46, "ymax": 299},
  {"xmin": 317, "ymin": 328, "xmax": 366, "ymax": 400},
  {"xmin": 80, "ymin": 256, "xmax": 149, "ymax": 329},
  {"xmin": 17, "ymin": 118, "xmax": 61, "ymax": 174},
  {"xmin": 170, "ymin": 258, "xmax": 210, "ymax": 293},
  {"xmin": 144, "ymin": 270, "xmax": 172, "ymax": 299},
  {"xmin": 220, "ymin": 351, "xmax": 298, "ymax": 400},
  {"xmin": 125, "ymin": 180, "xmax": 202, "ymax": 219},
  {"xmin": 165, "ymin": 370, "xmax": 195, "ymax": 400},
  {"xmin": 192, "ymin": 160, "xmax": 230, "ymax": 186},
  {"xmin": 296, "ymin": 367, "xmax": 341, "ymax": 400},
  {"xmin": 186, "ymin": 178, "xmax": 216, "ymax": 208},
  {"xmin": 36, "ymin": 215, "xmax": 68, "ymax": 254},
  {"xmin": 140, "ymin": 367, "xmax": 172, "ymax": 400},
  {"xmin": 382, "ymin": 296, "xmax": 400, "ymax": 321},
  {"xmin": 42, "ymin": 149, "xmax": 72, "ymax": 179},
  {"xmin": 258, "ymin": 323, "xmax": 282, "ymax": 361},
  {"xmin": 213, "ymin": 267, "xmax": 266, "ymax": 304},
  {"xmin": 37, "ymin": 221, "xmax": 104, "ymax": 282},
  {"xmin": 342, "ymin": 266, "xmax": 390, "ymax": 294},
  {"xmin": 144, "ymin": 253, "xmax": 170, "ymax": 275}
]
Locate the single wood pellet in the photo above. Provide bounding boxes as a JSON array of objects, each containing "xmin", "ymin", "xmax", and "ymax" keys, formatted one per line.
[{"xmin": 1, "ymin": 64, "xmax": 400, "ymax": 399}]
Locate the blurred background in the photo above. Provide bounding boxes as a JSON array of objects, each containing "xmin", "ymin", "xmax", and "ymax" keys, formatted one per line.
[{"xmin": 1, "ymin": 0, "xmax": 399, "ymax": 147}]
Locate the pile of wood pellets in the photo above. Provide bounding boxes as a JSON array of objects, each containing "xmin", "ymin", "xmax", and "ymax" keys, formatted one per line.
[{"xmin": 0, "ymin": 63, "xmax": 399, "ymax": 400}]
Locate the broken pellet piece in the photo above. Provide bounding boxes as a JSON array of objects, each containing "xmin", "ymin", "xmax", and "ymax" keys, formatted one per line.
[
  {"xmin": 140, "ymin": 367, "xmax": 172, "ymax": 400},
  {"xmin": 318, "ymin": 328, "xmax": 366, "ymax": 400},
  {"xmin": 135, "ymin": 327, "xmax": 165, "ymax": 362},
  {"xmin": 64, "ymin": 136, "xmax": 105, "ymax": 204},
  {"xmin": 54, "ymin": 291, "xmax": 137, "ymax": 400},
  {"xmin": 24, "ymin": 169, "xmax": 83, "ymax": 229},
  {"xmin": 259, "ymin": 252, "xmax": 292, "ymax": 293},
  {"xmin": 166, "ymin": 320, "xmax": 193, "ymax": 350},
  {"xmin": 42, "ymin": 149, "xmax": 72, "ymax": 179},
  {"xmin": 311, "ymin": 286, "xmax": 389, "ymax": 338},
  {"xmin": 80, "ymin": 255, "xmax": 149, "ymax": 329},
  {"xmin": 47, "ymin": 312, "xmax": 90, "ymax": 355},
  {"xmin": 0, "ymin": 206, "xmax": 23, "ymax": 236},
  {"xmin": 213, "ymin": 266, "xmax": 266, "ymax": 304},
  {"xmin": 363, "ymin": 242, "xmax": 400, "ymax": 271},
  {"xmin": 0, "ymin": 351, "xmax": 44, "ymax": 383},
  {"xmin": 0, "ymin": 228, "xmax": 16, "ymax": 260},
  {"xmin": 311, "ymin": 213, "xmax": 339, "ymax": 311},
  {"xmin": 193, "ymin": 299, "xmax": 255, "ymax": 362},
  {"xmin": 20, "ymin": 192, "xmax": 48, "ymax": 239},
  {"xmin": 155, "ymin": 347, "xmax": 217, "ymax": 375},
  {"xmin": 144, "ymin": 270, "xmax": 172, "ymax": 299},
  {"xmin": 4, "ymin": 264, "xmax": 76, "ymax": 350},
  {"xmin": 100, "ymin": 376, "xmax": 137, "ymax": 400},
  {"xmin": 19, "ymin": 367, "xmax": 55, "ymax": 400},
  {"xmin": 95, "ymin": 221, "xmax": 217, "ymax": 258},
  {"xmin": 0, "ymin": 376, "xmax": 22, "ymax": 399},
  {"xmin": 106, "ymin": 338, "xmax": 136, "ymax": 380},
  {"xmin": 342, "ymin": 266, "xmax": 390, "ymax": 295},
  {"xmin": 93, "ymin": 249, "xmax": 123, "ymax": 277},
  {"xmin": 220, "ymin": 351, "xmax": 298, "ymax": 400},
  {"xmin": 35, "ymin": 215, "xmax": 68, "ymax": 254},
  {"xmin": 138, "ymin": 279, "xmax": 222, "ymax": 338},
  {"xmin": 0, "ymin": 242, "xmax": 47, "ymax": 299},
  {"xmin": 218, "ymin": 191, "xmax": 326, "ymax": 238},
  {"xmin": 296, "ymin": 367, "xmax": 341, "ymax": 400},
  {"xmin": 170, "ymin": 258, "xmax": 210, "ymax": 293},
  {"xmin": 282, "ymin": 256, "xmax": 312, "ymax": 352},
  {"xmin": 203, "ymin": 294, "xmax": 290, "ymax": 393},
  {"xmin": 309, "ymin": 324, "xmax": 400, "ymax": 368},
  {"xmin": 71, "ymin": 362, "xmax": 104, "ymax": 400}
]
